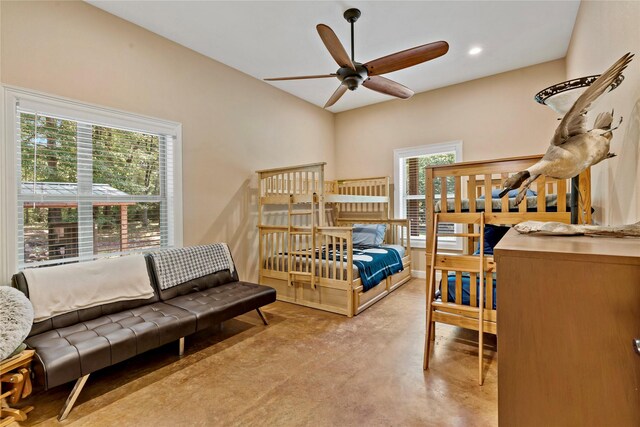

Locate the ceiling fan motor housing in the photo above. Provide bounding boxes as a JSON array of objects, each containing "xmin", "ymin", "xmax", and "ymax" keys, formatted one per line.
[{"xmin": 337, "ymin": 63, "xmax": 368, "ymax": 90}]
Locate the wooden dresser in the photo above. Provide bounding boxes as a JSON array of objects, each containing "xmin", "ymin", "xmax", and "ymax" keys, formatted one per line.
[{"xmin": 494, "ymin": 230, "xmax": 640, "ymax": 427}]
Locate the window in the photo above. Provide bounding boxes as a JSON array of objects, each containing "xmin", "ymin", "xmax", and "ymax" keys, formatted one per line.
[
  {"xmin": 394, "ymin": 141, "xmax": 462, "ymax": 249},
  {"xmin": 3, "ymin": 87, "xmax": 182, "ymax": 272}
]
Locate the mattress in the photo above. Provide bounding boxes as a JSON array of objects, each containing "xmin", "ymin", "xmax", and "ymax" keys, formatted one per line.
[
  {"xmin": 434, "ymin": 193, "xmax": 569, "ymax": 213},
  {"xmin": 380, "ymin": 244, "xmax": 406, "ymax": 259}
]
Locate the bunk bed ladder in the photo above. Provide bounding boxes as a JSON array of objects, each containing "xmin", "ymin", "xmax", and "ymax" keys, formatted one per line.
[
  {"xmin": 424, "ymin": 212, "xmax": 487, "ymax": 385},
  {"xmin": 423, "ymin": 213, "xmax": 440, "ymax": 371},
  {"xmin": 287, "ymin": 194, "xmax": 317, "ymax": 290}
]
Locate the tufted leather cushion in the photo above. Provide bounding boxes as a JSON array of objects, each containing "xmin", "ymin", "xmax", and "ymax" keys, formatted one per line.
[
  {"xmin": 25, "ymin": 303, "xmax": 196, "ymax": 389},
  {"xmin": 149, "ymin": 267, "xmax": 239, "ymax": 302},
  {"xmin": 164, "ymin": 282, "xmax": 276, "ymax": 331}
]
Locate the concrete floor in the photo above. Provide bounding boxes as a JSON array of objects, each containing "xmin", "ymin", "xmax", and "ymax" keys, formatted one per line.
[{"xmin": 14, "ymin": 279, "xmax": 497, "ymax": 426}]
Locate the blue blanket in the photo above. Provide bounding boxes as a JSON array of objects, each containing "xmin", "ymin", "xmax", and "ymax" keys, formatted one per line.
[
  {"xmin": 440, "ymin": 272, "xmax": 497, "ymax": 309},
  {"xmin": 322, "ymin": 245, "xmax": 403, "ymax": 292}
]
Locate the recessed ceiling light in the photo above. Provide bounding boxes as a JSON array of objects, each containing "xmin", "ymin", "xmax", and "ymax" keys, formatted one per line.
[{"xmin": 469, "ymin": 47, "xmax": 483, "ymax": 56}]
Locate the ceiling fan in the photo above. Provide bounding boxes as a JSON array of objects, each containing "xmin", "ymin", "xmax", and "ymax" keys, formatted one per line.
[{"xmin": 265, "ymin": 8, "xmax": 449, "ymax": 108}]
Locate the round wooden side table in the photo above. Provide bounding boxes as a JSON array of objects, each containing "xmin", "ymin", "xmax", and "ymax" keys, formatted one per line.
[{"xmin": 1, "ymin": 349, "xmax": 35, "ymax": 426}]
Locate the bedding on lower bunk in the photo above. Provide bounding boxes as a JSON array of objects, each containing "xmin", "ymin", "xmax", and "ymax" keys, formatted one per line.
[
  {"xmin": 434, "ymin": 224, "xmax": 503, "ymax": 309},
  {"xmin": 437, "ymin": 272, "xmax": 497, "ymax": 309},
  {"xmin": 321, "ymin": 245, "xmax": 403, "ymax": 291},
  {"xmin": 434, "ymin": 193, "xmax": 569, "ymax": 213},
  {"xmin": 264, "ymin": 244, "xmax": 405, "ymax": 292}
]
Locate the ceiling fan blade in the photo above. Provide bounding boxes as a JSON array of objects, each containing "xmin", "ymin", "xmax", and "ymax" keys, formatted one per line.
[
  {"xmin": 316, "ymin": 24, "xmax": 356, "ymax": 71},
  {"xmin": 324, "ymin": 84, "xmax": 348, "ymax": 108},
  {"xmin": 364, "ymin": 41, "xmax": 449, "ymax": 76},
  {"xmin": 363, "ymin": 76, "xmax": 414, "ymax": 99},
  {"xmin": 264, "ymin": 74, "xmax": 337, "ymax": 81}
]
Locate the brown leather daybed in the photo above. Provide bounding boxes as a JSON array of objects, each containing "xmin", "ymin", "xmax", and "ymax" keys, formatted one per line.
[{"xmin": 11, "ymin": 244, "xmax": 275, "ymax": 421}]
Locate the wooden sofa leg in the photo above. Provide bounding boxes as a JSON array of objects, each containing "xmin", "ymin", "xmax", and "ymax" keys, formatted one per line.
[
  {"xmin": 178, "ymin": 337, "xmax": 185, "ymax": 357},
  {"xmin": 256, "ymin": 308, "xmax": 269, "ymax": 325},
  {"xmin": 58, "ymin": 374, "xmax": 90, "ymax": 421}
]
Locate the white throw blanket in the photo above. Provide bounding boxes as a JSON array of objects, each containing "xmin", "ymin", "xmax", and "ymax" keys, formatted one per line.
[{"xmin": 23, "ymin": 255, "xmax": 155, "ymax": 322}]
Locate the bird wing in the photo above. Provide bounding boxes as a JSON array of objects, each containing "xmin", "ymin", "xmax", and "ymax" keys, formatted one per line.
[{"xmin": 552, "ymin": 52, "xmax": 633, "ymax": 146}]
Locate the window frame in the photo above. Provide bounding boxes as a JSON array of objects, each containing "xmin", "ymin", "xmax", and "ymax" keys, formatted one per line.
[
  {"xmin": 1, "ymin": 86, "xmax": 183, "ymax": 280},
  {"xmin": 393, "ymin": 141, "xmax": 463, "ymax": 250}
]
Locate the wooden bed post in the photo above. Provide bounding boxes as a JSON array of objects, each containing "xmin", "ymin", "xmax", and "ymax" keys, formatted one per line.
[
  {"xmin": 385, "ymin": 176, "xmax": 391, "ymax": 220},
  {"xmin": 318, "ymin": 166, "xmax": 325, "ymax": 227},
  {"xmin": 425, "ymin": 167, "xmax": 435, "ymax": 270},
  {"xmin": 424, "ymin": 213, "xmax": 439, "ymax": 370},
  {"xmin": 478, "ymin": 212, "xmax": 485, "ymax": 386},
  {"xmin": 579, "ymin": 168, "xmax": 591, "ymax": 224},
  {"xmin": 346, "ymin": 229, "xmax": 354, "ymax": 317},
  {"xmin": 570, "ymin": 176, "xmax": 579, "ymax": 224},
  {"xmin": 258, "ymin": 173, "xmax": 263, "ymax": 229},
  {"xmin": 404, "ymin": 218, "xmax": 411, "ymax": 257}
]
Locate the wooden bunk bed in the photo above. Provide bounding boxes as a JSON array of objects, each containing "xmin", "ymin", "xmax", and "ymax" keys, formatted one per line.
[
  {"xmin": 257, "ymin": 162, "xmax": 412, "ymax": 317},
  {"xmin": 422, "ymin": 154, "xmax": 592, "ymax": 384}
]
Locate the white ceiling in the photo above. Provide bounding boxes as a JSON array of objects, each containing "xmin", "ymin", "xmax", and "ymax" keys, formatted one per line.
[{"xmin": 87, "ymin": 1, "xmax": 580, "ymax": 113}]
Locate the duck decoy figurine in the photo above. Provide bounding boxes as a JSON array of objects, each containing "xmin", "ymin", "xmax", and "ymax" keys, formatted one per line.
[{"xmin": 500, "ymin": 52, "xmax": 634, "ymax": 205}]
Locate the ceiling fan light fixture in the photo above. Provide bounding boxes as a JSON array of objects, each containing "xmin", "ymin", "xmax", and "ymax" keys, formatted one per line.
[
  {"xmin": 343, "ymin": 76, "xmax": 361, "ymax": 91},
  {"xmin": 535, "ymin": 74, "xmax": 625, "ymax": 115}
]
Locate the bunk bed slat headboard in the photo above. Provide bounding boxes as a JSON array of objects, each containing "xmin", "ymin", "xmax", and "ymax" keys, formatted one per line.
[
  {"xmin": 427, "ymin": 155, "xmax": 591, "ymax": 223},
  {"xmin": 425, "ymin": 154, "xmax": 592, "ymax": 255},
  {"xmin": 257, "ymin": 162, "xmax": 327, "ymax": 197},
  {"xmin": 334, "ymin": 176, "xmax": 390, "ymax": 220}
]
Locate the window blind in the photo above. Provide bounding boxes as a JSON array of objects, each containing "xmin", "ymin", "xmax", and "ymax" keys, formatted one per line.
[
  {"xmin": 16, "ymin": 108, "xmax": 175, "ymax": 268},
  {"xmin": 402, "ymin": 151, "xmax": 456, "ymax": 238}
]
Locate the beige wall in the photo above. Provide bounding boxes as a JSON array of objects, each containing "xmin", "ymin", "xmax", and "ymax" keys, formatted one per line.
[
  {"xmin": 334, "ymin": 60, "xmax": 566, "ymax": 272},
  {"xmin": 334, "ymin": 60, "xmax": 566, "ymax": 180},
  {"xmin": 0, "ymin": 0, "xmax": 334, "ymax": 282},
  {"xmin": 4, "ymin": 1, "xmax": 634, "ymax": 283},
  {"xmin": 566, "ymin": 0, "xmax": 640, "ymax": 225}
]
